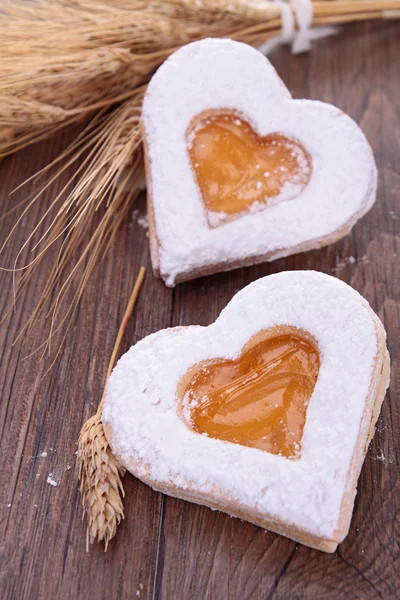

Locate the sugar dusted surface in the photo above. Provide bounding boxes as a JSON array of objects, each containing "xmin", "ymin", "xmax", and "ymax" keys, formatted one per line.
[
  {"xmin": 103, "ymin": 271, "xmax": 378, "ymax": 539},
  {"xmin": 142, "ymin": 38, "xmax": 377, "ymax": 285}
]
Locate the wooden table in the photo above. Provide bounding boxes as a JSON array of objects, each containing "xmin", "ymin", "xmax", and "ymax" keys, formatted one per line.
[{"xmin": 1, "ymin": 21, "xmax": 399, "ymax": 600}]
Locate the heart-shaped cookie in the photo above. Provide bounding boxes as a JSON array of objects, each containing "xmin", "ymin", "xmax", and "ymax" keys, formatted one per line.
[
  {"xmin": 103, "ymin": 271, "xmax": 390, "ymax": 552},
  {"xmin": 142, "ymin": 39, "xmax": 377, "ymax": 286}
]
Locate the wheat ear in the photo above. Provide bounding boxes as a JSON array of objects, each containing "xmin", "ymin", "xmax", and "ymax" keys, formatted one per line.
[{"xmin": 77, "ymin": 266, "xmax": 145, "ymax": 551}]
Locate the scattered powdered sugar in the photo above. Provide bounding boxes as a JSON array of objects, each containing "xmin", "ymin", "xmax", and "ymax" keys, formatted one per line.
[
  {"xmin": 132, "ymin": 209, "xmax": 149, "ymax": 230},
  {"xmin": 103, "ymin": 271, "xmax": 386, "ymax": 540},
  {"xmin": 46, "ymin": 473, "xmax": 59, "ymax": 487},
  {"xmin": 142, "ymin": 38, "xmax": 376, "ymax": 286},
  {"xmin": 333, "ymin": 255, "xmax": 363, "ymax": 272},
  {"xmin": 333, "ymin": 256, "xmax": 355, "ymax": 270},
  {"xmin": 138, "ymin": 215, "xmax": 149, "ymax": 230}
]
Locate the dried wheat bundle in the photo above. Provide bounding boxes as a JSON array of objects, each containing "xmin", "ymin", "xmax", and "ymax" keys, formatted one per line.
[
  {"xmin": 78, "ymin": 266, "xmax": 145, "ymax": 550},
  {"xmin": 2, "ymin": 0, "xmax": 399, "ymax": 158},
  {"xmin": 1, "ymin": 93, "xmax": 145, "ymax": 368},
  {"xmin": 1, "ymin": 0, "xmax": 399, "ymax": 359}
]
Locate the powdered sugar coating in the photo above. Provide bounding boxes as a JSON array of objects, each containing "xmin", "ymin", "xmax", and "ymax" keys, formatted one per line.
[
  {"xmin": 103, "ymin": 271, "xmax": 379, "ymax": 539},
  {"xmin": 142, "ymin": 38, "xmax": 377, "ymax": 286}
]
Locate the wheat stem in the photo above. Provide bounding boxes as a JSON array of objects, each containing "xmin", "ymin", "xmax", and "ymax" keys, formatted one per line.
[{"xmin": 77, "ymin": 266, "xmax": 145, "ymax": 551}]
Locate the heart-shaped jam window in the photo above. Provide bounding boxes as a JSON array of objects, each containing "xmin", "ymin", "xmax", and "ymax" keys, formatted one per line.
[
  {"xmin": 179, "ymin": 329, "xmax": 320, "ymax": 459},
  {"xmin": 187, "ymin": 112, "xmax": 312, "ymax": 227}
]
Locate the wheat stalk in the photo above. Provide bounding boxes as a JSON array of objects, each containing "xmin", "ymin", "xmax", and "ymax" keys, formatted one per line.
[
  {"xmin": 1, "ymin": 92, "xmax": 145, "ymax": 368},
  {"xmin": 78, "ymin": 266, "xmax": 145, "ymax": 551},
  {"xmin": 0, "ymin": 0, "xmax": 278, "ymax": 157},
  {"xmin": 3, "ymin": 1, "xmax": 398, "ymax": 158}
]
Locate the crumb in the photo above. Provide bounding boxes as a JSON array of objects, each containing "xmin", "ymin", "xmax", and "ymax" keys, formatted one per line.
[
  {"xmin": 38, "ymin": 451, "xmax": 48, "ymax": 458},
  {"xmin": 333, "ymin": 255, "xmax": 357, "ymax": 271},
  {"xmin": 46, "ymin": 474, "xmax": 59, "ymax": 487},
  {"xmin": 376, "ymin": 451, "xmax": 385, "ymax": 463},
  {"xmin": 132, "ymin": 209, "xmax": 149, "ymax": 230},
  {"xmin": 138, "ymin": 215, "xmax": 149, "ymax": 230}
]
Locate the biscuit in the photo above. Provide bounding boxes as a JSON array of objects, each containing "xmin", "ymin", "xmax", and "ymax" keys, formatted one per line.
[
  {"xmin": 142, "ymin": 38, "xmax": 377, "ymax": 286},
  {"xmin": 103, "ymin": 271, "xmax": 390, "ymax": 552}
]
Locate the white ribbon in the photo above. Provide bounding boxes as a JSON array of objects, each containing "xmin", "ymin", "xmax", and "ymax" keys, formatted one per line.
[
  {"xmin": 291, "ymin": 0, "xmax": 313, "ymax": 54},
  {"xmin": 258, "ymin": 0, "xmax": 338, "ymax": 56},
  {"xmin": 278, "ymin": 0, "xmax": 296, "ymax": 44}
]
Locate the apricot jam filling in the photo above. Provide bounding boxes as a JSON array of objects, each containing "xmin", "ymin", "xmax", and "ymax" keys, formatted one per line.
[
  {"xmin": 187, "ymin": 112, "xmax": 311, "ymax": 226},
  {"xmin": 179, "ymin": 330, "xmax": 320, "ymax": 459}
]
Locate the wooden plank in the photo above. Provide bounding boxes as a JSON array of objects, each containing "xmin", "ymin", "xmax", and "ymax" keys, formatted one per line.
[
  {"xmin": 0, "ymin": 19, "xmax": 398, "ymax": 600},
  {"xmin": 0, "ymin": 143, "xmax": 172, "ymax": 598}
]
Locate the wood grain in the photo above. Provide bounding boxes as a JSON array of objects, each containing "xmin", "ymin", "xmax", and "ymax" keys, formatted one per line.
[{"xmin": 0, "ymin": 21, "xmax": 399, "ymax": 600}]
